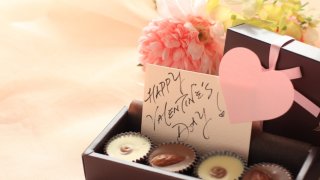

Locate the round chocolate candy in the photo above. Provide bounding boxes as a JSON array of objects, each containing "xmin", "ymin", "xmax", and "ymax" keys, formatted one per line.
[
  {"xmin": 195, "ymin": 151, "xmax": 246, "ymax": 180},
  {"xmin": 104, "ymin": 132, "xmax": 152, "ymax": 162},
  {"xmin": 148, "ymin": 142, "xmax": 196, "ymax": 172}
]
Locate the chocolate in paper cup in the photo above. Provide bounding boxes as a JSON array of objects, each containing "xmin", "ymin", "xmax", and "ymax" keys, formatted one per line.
[
  {"xmin": 148, "ymin": 142, "xmax": 197, "ymax": 173},
  {"xmin": 242, "ymin": 162, "xmax": 293, "ymax": 180},
  {"xmin": 195, "ymin": 151, "xmax": 247, "ymax": 180},
  {"xmin": 104, "ymin": 132, "xmax": 152, "ymax": 163}
]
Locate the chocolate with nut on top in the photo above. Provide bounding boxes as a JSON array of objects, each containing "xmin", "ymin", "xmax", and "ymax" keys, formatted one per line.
[{"xmin": 148, "ymin": 143, "xmax": 196, "ymax": 172}]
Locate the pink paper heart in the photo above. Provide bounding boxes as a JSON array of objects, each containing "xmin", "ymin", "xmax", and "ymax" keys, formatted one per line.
[{"xmin": 219, "ymin": 47, "xmax": 294, "ymax": 123}]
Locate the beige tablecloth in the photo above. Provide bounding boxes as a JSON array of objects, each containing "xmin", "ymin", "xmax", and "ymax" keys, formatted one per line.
[{"xmin": 0, "ymin": 1, "xmax": 318, "ymax": 179}]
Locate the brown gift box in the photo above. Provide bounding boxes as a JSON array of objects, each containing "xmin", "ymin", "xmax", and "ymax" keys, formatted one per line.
[
  {"xmin": 82, "ymin": 24, "xmax": 320, "ymax": 179},
  {"xmin": 82, "ymin": 100, "xmax": 319, "ymax": 180},
  {"xmin": 224, "ymin": 24, "xmax": 320, "ymax": 146}
]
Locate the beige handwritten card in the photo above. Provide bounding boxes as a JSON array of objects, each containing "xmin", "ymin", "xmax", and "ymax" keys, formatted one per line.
[{"xmin": 142, "ymin": 64, "xmax": 252, "ymax": 159}]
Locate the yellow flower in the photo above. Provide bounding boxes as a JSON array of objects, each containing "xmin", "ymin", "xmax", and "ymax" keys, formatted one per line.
[
  {"xmin": 206, "ymin": 0, "xmax": 319, "ymax": 45},
  {"xmin": 207, "ymin": 0, "xmax": 220, "ymax": 12}
]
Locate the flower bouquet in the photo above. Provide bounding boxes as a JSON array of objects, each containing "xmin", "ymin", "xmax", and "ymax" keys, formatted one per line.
[{"xmin": 138, "ymin": 0, "xmax": 319, "ymax": 75}]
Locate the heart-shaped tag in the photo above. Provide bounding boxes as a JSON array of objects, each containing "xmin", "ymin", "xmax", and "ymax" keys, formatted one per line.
[{"xmin": 219, "ymin": 47, "xmax": 294, "ymax": 123}]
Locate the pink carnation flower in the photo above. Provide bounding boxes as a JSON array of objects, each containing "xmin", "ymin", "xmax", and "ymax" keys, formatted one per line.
[{"xmin": 138, "ymin": 16, "xmax": 223, "ymax": 75}]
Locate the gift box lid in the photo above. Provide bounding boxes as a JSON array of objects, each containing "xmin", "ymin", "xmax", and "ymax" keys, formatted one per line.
[{"xmin": 224, "ymin": 24, "xmax": 320, "ymax": 146}]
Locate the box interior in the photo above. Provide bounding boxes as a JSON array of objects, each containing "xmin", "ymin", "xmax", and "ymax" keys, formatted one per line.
[{"xmin": 83, "ymin": 100, "xmax": 319, "ymax": 180}]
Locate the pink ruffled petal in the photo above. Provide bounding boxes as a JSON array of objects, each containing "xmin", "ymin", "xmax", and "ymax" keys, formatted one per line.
[
  {"xmin": 200, "ymin": 52, "xmax": 211, "ymax": 73},
  {"xmin": 163, "ymin": 35, "xmax": 181, "ymax": 48},
  {"xmin": 173, "ymin": 48, "xmax": 185, "ymax": 62},
  {"xmin": 149, "ymin": 42, "xmax": 164, "ymax": 58},
  {"xmin": 162, "ymin": 48, "xmax": 171, "ymax": 61},
  {"xmin": 188, "ymin": 40, "xmax": 204, "ymax": 60}
]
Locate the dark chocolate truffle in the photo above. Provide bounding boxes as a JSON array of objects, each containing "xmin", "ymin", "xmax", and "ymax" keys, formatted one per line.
[{"xmin": 242, "ymin": 163, "xmax": 293, "ymax": 180}]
